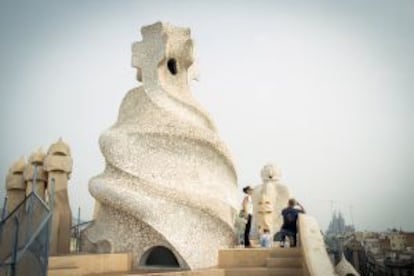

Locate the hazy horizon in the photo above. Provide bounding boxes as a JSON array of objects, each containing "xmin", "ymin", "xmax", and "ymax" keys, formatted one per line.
[{"xmin": 0, "ymin": 0, "xmax": 413, "ymax": 232}]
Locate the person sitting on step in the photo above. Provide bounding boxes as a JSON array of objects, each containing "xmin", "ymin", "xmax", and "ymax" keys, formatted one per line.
[{"xmin": 260, "ymin": 228, "xmax": 272, "ymax": 248}]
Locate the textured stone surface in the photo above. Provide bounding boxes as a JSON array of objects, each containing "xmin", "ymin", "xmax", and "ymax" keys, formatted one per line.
[
  {"xmin": 252, "ymin": 164, "xmax": 291, "ymax": 235},
  {"xmin": 47, "ymin": 137, "xmax": 72, "ymax": 157},
  {"xmin": 44, "ymin": 138, "xmax": 73, "ymax": 255},
  {"xmin": 84, "ymin": 21, "xmax": 238, "ymax": 269},
  {"xmin": 298, "ymin": 214, "xmax": 336, "ymax": 276},
  {"xmin": 5, "ymin": 157, "xmax": 26, "ymax": 212},
  {"xmin": 335, "ymin": 254, "xmax": 359, "ymax": 276}
]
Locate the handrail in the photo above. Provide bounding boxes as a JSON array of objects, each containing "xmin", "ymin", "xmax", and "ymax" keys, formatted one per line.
[
  {"xmin": 71, "ymin": 220, "xmax": 94, "ymax": 230},
  {"xmin": 298, "ymin": 214, "xmax": 337, "ymax": 276}
]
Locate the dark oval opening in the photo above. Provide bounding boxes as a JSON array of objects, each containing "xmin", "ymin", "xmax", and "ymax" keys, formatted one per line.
[
  {"xmin": 144, "ymin": 246, "xmax": 179, "ymax": 267},
  {"xmin": 167, "ymin": 59, "xmax": 178, "ymax": 75}
]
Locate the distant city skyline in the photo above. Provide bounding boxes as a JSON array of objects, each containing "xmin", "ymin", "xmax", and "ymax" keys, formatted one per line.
[{"xmin": 0, "ymin": 1, "xmax": 413, "ymax": 231}]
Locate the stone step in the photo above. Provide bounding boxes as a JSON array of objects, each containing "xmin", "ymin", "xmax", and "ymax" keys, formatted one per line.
[
  {"xmin": 218, "ymin": 248, "xmax": 302, "ymax": 268},
  {"xmin": 224, "ymin": 267, "xmax": 303, "ymax": 276},
  {"xmin": 270, "ymin": 248, "xmax": 302, "ymax": 258},
  {"xmin": 268, "ymin": 268, "xmax": 303, "ymax": 276},
  {"xmin": 224, "ymin": 267, "xmax": 268, "ymax": 276},
  {"xmin": 48, "ymin": 266, "xmax": 81, "ymax": 276},
  {"xmin": 126, "ymin": 268, "xmax": 224, "ymax": 276},
  {"xmin": 48, "ymin": 253, "xmax": 131, "ymax": 275},
  {"xmin": 266, "ymin": 257, "xmax": 302, "ymax": 268},
  {"xmin": 218, "ymin": 248, "xmax": 273, "ymax": 268},
  {"xmin": 131, "ymin": 267, "xmax": 184, "ymax": 274}
]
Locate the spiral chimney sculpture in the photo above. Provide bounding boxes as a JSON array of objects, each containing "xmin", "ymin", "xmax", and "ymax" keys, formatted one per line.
[{"xmin": 84, "ymin": 22, "xmax": 238, "ymax": 269}]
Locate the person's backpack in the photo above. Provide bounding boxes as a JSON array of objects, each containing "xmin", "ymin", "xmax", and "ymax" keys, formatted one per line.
[{"xmin": 273, "ymin": 231, "xmax": 282, "ymax": 241}]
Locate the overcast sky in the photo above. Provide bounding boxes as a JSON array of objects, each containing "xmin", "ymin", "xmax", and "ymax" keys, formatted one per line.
[{"xmin": 0, "ymin": 0, "xmax": 413, "ymax": 231}]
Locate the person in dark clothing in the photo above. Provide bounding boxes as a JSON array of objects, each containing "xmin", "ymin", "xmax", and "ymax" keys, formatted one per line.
[
  {"xmin": 242, "ymin": 186, "xmax": 254, "ymax": 248},
  {"xmin": 280, "ymin": 198, "xmax": 306, "ymax": 247}
]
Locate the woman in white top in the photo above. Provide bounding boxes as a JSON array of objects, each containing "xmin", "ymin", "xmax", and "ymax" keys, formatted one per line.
[{"xmin": 242, "ymin": 185, "xmax": 254, "ymax": 248}]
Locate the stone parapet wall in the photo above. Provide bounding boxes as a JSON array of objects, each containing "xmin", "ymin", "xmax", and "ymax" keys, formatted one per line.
[{"xmin": 299, "ymin": 214, "xmax": 337, "ymax": 276}]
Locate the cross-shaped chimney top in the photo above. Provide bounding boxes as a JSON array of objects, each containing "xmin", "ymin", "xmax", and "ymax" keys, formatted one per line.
[{"xmin": 131, "ymin": 22, "xmax": 198, "ymax": 86}]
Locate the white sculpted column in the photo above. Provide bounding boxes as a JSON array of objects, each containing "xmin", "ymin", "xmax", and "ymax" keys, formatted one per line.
[
  {"xmin": 5, "ymin": 157, "xmax": 26, "ymax": 213},
  {"xmin": 44, "ymin": 138, "xmax": 73, "ymax": 255},
  {"xmin": 253, "ymin": 164, "xmax": 291, "ymax": 235},
  {"xmin": 23, "ymin": 148, "xmax": 47, "ymax": 200}
]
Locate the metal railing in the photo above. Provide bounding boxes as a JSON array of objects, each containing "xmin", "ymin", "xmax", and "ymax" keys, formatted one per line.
[
  {"xmin": 70, "ymin": 214, "xmax": 93, "ymax": 253},
  {"xmin": 0, "ymin": 175, "xmax": 54, "ymax": 276}
]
